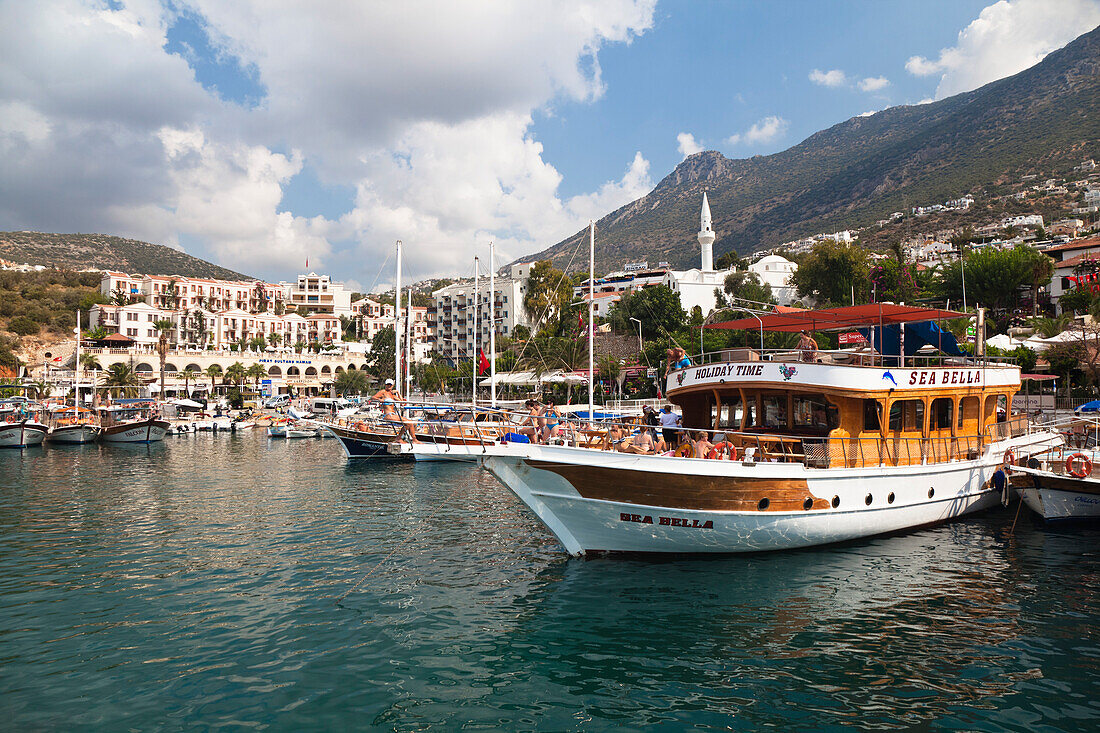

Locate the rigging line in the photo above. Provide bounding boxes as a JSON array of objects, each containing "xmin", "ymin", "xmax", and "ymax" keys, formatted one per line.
[{"xmin": 514, "ymin": 234, "xmax": 587, "ymax": 371}]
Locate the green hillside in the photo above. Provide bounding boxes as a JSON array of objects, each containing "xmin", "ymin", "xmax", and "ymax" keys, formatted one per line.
[
  {"xmin": 525, "ymin": 24, "xmax": 1100, "ymax": 272},
  {"xmin": 0, "ymin": 231, "xmax": 251, "ymax": 280}
]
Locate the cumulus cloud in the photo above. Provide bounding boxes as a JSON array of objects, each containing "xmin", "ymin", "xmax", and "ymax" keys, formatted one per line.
[
  {"xmin": 904, "ymin": 0, "xmax": 1100, "ymax": 99},
  {"xmin": 0, "ymin": 0, "xmax": 658, "ymax": 281},
  {"xmin": 676, "ymin": 132, "xmax": 703, "ymax": 158},
  {"xmin": 858, "ymin": 76, "xmax": 890, "ymax": 92},
  {"xmin": 809, "ymin": 68, "xmax": 847, "ymax": 87},
  {"xmin": 726, "ymin": 116, "xmax": 789, "ymax": 146}
]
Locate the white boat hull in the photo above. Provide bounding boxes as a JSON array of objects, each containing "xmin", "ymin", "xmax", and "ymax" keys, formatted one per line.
[
  {"xmin": 101, "ymin": 420, "xmax": 170, "ymax": 443},
  {"xmin": 48, "ymin": 424, "xmax": 102, "ymax": 444},
  {"xmin": 0, "ymin": 422, "xmax": 48, "ymax": 448},
  {"xmin": 481, "ymin": 433, "xmax": 1059, "ymax": 555},
  {"xmin": 1014, "ymin": 465, "xmax": 1100, "ymax": 521}
]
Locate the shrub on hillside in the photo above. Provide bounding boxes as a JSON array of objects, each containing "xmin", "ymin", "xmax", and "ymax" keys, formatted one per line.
[{"xmin": 8, "ymin": 316, "xmax": 40, "ymax": 336}]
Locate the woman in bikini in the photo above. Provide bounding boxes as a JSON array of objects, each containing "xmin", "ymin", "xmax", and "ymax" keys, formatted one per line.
[{"xmin": 370, "ymin": 378, "xmax": 420, "ymax": 443}]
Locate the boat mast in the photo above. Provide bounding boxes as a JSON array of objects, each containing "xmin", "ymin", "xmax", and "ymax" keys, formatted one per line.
[
  {"xmin": 395, "ymin": 240, "xmax": 403, "ymax": 394},
  {"xmin": 473, "ymin": 256, "xmax": 479, "ymax": 411},
  {"xmin": 75, "ymin": 308, "xmax": 81, "ymax": 406},
  {"xmin": 489, "ymin": 241, "xmax": 496, "ymax": 408},
  {"xmin": 588, "ymin": 220, "xmax": 594, "ymax": 428}
]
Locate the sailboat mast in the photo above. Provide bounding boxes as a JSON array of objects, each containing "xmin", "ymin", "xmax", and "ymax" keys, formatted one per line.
[
  {"xmin": 405, "ymin": 287, "xmax": 413, "ymax": 396},
  {"xmin": 472, "ymin": 256, "xmax": 479, "ymax": 410},
  {"xmin": 489, "ymin": 241, "xmax": 496, "ymax": 408},
  {"xmin": 588, "ymin": 220, "xmax": 594, "ymax": 428},
  {"xmin": 75, "ymin": 308, "xmax": 81, "ymax": 404},
  {"xmin": 395, "ymin": 240, "xmax": 403, "ymax": 394}
]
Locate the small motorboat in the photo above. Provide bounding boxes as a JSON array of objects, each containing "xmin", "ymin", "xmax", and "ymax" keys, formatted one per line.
[
  {"xmin": 286, "ymin": 426, "xmax": 320, "ymax": 439},
  {"xmin": 0, "ymin": 400, "xmax": 49, "ymax": 448},
  {"xmin": 98, "ymin": 402, "xmax": 170, "ymax": 444}
]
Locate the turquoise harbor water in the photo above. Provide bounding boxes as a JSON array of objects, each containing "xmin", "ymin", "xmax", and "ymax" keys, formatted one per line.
[{"xmin": 1, "ymin": 433, "xmax": 1098, "ymax": 731}]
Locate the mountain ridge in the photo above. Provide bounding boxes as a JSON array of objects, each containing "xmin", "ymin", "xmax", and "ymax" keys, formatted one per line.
[
  {"xmin": 0, "ymin": 231, "xmax": 253, "ymax": 280},
  {"xmin": 522, "ymin": 24, "xmax": 1100, "ymax": 272}
]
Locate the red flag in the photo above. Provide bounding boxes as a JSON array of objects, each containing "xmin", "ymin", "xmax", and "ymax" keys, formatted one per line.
[
  {"xmin": 305, "ymin": 258, "xmax": 309, "ymax": 269},
  {"xmin": 477, "ymin": 349, "xmax": 491, "ymax": 375}
]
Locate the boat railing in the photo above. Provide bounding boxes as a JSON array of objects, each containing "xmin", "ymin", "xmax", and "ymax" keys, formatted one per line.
[{"xmin": 678, "ymin": 348, "xmax": 1017, "ymax": 370}]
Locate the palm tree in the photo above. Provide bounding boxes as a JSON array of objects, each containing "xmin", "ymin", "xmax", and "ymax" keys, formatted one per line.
[
  {"xmin": 190, "ymin": 309, "xmax": 208, "ymax": 349},
  {"xmin": 334, "ymin": 369, "xmax": 369, "ymax": 396},
  {"xmin": 79, "ymin": 353, "xmax": 101, "ymax": 377},
  {"xmin": 102, "ymin": 362, "xmax": 140, "ymax": 398},
  {"xmin": 206, "ymin": 364, "xmax": 223, "ymax": 396},
  {"xmin": 28, "ymin": 380, "xmax": 52, "ymax": 399},
  {"xmin": 246, "ymin": 363, "xmax": 266, "ymax": 396},
  {"xmin": 249, "ymin": 335, "xmax": 267, "ymax": 352},
  {"xmin": 225, "ymin": 362, "xmax": 247, "ymax": 387},
  {"xmin": 153, "ymin": 319, "xmax": 174, "ymax": 399},
  {"xmin": 180, "ymin": 367, "xmax": 198, "ymax": 397},
  {"xmin": 267, "ymin": 332, "xmax": 281, "ymax": 349}
]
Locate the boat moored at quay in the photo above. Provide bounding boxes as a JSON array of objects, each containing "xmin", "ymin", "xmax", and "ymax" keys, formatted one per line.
[
  {"xmin": 0, "ymin": 399, "xmax": 49, "ymax": 448},
  {"xmin": 98, "ymin": 402, "xmax": 170, "ymax": 443},
  {"xmin": 476, "ymin": 304, "xmax": 1064, "ymax": 556}
]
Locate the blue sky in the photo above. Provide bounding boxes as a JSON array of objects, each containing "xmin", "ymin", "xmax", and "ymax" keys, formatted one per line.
[{"xmin": 1, "ymin": 0, "xmax": 1097, "ymax": 287}]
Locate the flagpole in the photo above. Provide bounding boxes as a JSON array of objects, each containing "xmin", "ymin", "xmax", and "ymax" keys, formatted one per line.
[
  {"xmin": 588, "ymin": 220, "xmax": 595, "ymax": 430},
  {"xmin": 472, "ymin": 256, "xmax": 479, "ymax": 411},
  {"xmin": 489, "ymin": 241, "xmax": 496, "ymax": 408}
]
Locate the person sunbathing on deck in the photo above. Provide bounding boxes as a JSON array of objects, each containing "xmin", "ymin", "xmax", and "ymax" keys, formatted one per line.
[
  {"xmin": 625, "ymin": 428, "xmax": 657, "ymax": 454},
  {"xmin": 694, "ymin": 431, "xmax": 715, "ymax": 457}
]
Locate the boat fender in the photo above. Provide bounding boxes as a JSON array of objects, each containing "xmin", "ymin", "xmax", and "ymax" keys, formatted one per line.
[
  {"xmin": 1066, "ymin": 452, "xmax": 1092, "ymax": 478},
  {"xmin": 706, "ymin": 441, "xmax": 734, "ymax": 460},
  {"xmin": 991, "ymin": 469, "xmax": 1009, "ymax": 507},
  {"xmin": 1003, "ymin": 449, "xmax": 1016, "ymax": 468}
]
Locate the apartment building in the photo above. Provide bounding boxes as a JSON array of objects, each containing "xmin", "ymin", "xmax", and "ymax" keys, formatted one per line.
[
  {"xmin": 430, "ymin": 263, "xmax": 531, "ymax": 363},
  {"xmin": 278, "ymin": 273, "xmax": 353, "ymax": 317}
]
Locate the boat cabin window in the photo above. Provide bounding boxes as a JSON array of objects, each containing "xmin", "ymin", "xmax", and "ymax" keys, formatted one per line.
[
  {"xmin": 793, "ymin": 394, "xmax": 836, "ymax": 430},
  {"xmin": 931, "ymin": 398, "xmax": 953, "ymax": 430},
  {"xmin": 863, "ymin": 399, "xmax": 881, "ymax": 431},
  {"xmin": 888, "ymin": 399, "xmax": 924, "ymax": 432},
  {"xmin": 959, "ymin": 396, "xmax": 979, "ymax": 428},
  {"xmin": 985, "ymin": 394, "xmax": 1008, "ymax": 423},
  {"xmin": 717, "ymin": 395, "xmax": 741, "ymax": 429},
  {"xmin": 762, "ymin": 395, "xmax": 787, "ymax": 430},
  {"xmin": 741, "ymin": 397, "xmax": 757, "ymax": 429}
]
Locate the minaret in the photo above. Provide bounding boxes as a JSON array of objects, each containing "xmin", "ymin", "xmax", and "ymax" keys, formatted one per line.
[{"xmin": 698, "ymin": 191, "xmax": 715, "ymax": 271}]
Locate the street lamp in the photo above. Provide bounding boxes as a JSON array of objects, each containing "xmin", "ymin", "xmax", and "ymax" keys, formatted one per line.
[{"xmin": 629, "ymin": 317, "xmax": 643, "ymax": 354}]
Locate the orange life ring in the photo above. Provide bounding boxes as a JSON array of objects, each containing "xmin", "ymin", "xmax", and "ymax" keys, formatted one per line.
[
  {"xmin": 1066, "ymin": 452, "xmax": 1092, "ymax": 478},
  {"xmin": 674, "ymin": 443, "xmax": 695, "ymax": 458},
  {"xmin": 707, "ymin": 441, "xmax": 734, "ymax": 460},
  {"xmin": 1003, "ymin": 449, "xmax": 1016, "ymax": 467}
]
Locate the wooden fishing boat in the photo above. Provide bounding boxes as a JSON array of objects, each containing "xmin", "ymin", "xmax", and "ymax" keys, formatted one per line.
[
  {"xmin": 479, "ymin": 305, "xmax": 1064, "ymax": 555},
  {"xmin": 1012, "ymin": 445, "xmax": 1100, "ymax": 521},
  {"xmin": 98, "ymin": 402, "xmax": 170, "ymax": 443},
  {"xmin": 46, "ymin": 405, "xmax": 102, "ymax": 444},
  {"xmin": 0, "ymin": 400, "xmax": 48, "ymax": 448}
]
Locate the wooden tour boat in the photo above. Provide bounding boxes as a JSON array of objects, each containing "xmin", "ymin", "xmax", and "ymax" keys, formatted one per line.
[{"xmin": 477, "ymin": 304, "xmax": 1064, "ymax": 555}]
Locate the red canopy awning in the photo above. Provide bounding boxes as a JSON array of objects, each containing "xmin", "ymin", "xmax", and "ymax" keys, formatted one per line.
[
  {"xmin": 704, "ymin": 303, "xmax": 967, "ymax": 333},
  {"xmin": 1021, "ymin": 373, "xmax": 1057, "ymax": 381},
  {"xmin": 100, "ymin": 332, "xmax": 134, "ymax": 343}
]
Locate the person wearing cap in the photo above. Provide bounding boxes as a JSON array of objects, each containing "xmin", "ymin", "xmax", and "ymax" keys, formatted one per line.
[
  {"xmin": 371, "ymin": 378, "xmax": 419, "ymax": 443},
  {"xmin": 642, "ymin": 404, "xmax": 660, "ymax": 441}
]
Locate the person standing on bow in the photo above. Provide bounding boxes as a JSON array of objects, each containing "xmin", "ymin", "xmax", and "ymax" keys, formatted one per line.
[{"xmin": 371, "ymin": 378, "xmax": 419, "ymax": 443}]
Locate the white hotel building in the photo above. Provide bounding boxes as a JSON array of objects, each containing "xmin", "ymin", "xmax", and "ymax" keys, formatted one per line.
[{"xmin": 430, "ymin": 263, "xmax": 532, "ymax": 363}]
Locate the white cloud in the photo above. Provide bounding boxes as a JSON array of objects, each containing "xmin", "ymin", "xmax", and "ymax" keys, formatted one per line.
[
  {"xmin": 809, "ymin": 68, "xmax": 847, "ymax": 87},
  {"xmin": 858, "ymin": 76, "xmax": 890, "ymax": 92},
  {"xmin": 0, "ymin": 0, "xmax": 659, "ymax": 282},
  {"xmin": 904, "ymin": 0, "xmax": 1100, "ymax": 99},
  {"xmin": 726, "ymin": 116, "xmax": 789, "ymax": 146},
  {"xmin": 676, "ymin": 132, "xmax": 703, "ymax": 158}
]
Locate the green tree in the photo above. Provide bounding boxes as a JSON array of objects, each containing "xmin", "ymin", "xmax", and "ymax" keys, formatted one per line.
[
  {"xmin": 721, "ymin": 270, "xmax": 775, "ymax": 306},
  {"xmin": 367, "ymin": 326, "xmax": 395, "ymax": 382},
  {"xmin": 28, "ymin": 380, "xmax": 52, "ymax": 399},
  {"xmin": 154, "ymin": 319, "xmax": 174, "ymax": 399},
  {"xmin": 79, "ymin": 353, "xmax": 101, "ymax": 378},
  {"xmin": 101, "ymin": 362, "xmax": 140, "ymax": 397},
  {"xmin": 607, "ymin": 285, "xmax": 686, "ymax": 341},
  {"xmin": 267, "ymin": 332, "xmax": 281, "ymax": 348},
  {"xmin": 791, "ymin": 240, "xmax": 871, "ymax": 306},
  {"xmin": 938, "ymin": 244, "xmax": 1054, "ymax": 312},
  {"xmin": 205, "ymin": 364, "xmax": 223, "ymax": 395},
  {"xmin": 180, "ymin": 366, "xmax": 198, "ymax": 396},
  {"xmin": 869, "ymin": 258, "xmax": 919, "ymax": 303},
  {"xmin": 523, "ymin": 260, "xmax": 572, "ymax": 333},
  {"xmin": 334, "ymin": 369, "xmax": 369, "ymax": 396},
  {"xmin": 225, "ymin": 362, "xmax": 247, "ymax": 386},
  {"xmin": 249, "ymin": 335, "xmax": 267, "ymax": 352},
  {"xmin": 8, "ymin": 316, "xmax": 40, "ymax": 336},
  {"xmin": 246, "ymin": 363, "xmax": 266, "ymax": 396},
  {"xmin": 83, "ymin": 325, "xmax": 107, "ymax": 340},
  {"xmin": 714, "ymin": 251, "xmax": 744, "ymax": 271}
]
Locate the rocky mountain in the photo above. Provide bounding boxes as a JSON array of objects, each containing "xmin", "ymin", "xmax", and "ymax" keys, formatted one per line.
[
  {"xmin": 523, "ymin": 24, "xmax": 1100, "ymax": 272},
  {"xmin": 0, "ymin": 231, "xmax": 251, "ymax": 280}
]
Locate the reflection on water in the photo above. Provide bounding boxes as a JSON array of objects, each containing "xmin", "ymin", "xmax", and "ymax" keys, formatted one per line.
[{"xmin": 0, "ymin": 434, "xmax": 1097, "ymax": 730}]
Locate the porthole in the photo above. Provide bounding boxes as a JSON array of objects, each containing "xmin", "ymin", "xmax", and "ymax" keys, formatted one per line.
[
  {"xmin": 831, "ymin": 495, "xmax": 840, "ymax": 509},
  {"xmin": 803, "ymin": 497, "xmax": 814, "ymax": 511},
  {"xmin": 758, "ymin": 497, "xmax": 770, "ymax": 511},
  {"xmin": 928, "ymin": 488, "xmax": 935, "ymax": 499},
  {"xmin": 887, "ymin": 492, "xmax": 895, "ymax": 504},
  {"xmin": 865, "ymin": 493, "xmax": 873, "ymax": 506}
]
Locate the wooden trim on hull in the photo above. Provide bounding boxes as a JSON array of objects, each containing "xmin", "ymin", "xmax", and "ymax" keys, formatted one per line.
[{"xmin": 524, "ymin": 459, "xmax": 825, "ymax": 512}]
